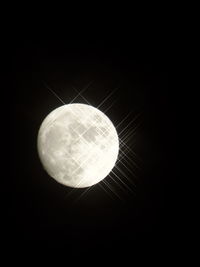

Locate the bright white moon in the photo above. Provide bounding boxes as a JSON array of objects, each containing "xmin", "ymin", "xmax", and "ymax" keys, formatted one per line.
[{"xmin": 37, "ymin": 103, "xmax": 119, "ymax": 188}]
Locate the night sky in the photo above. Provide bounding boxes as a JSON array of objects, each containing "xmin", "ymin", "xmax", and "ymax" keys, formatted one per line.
[{"xmin": 6, "ymin": 39, "xmax": 180, "ymax": 257}]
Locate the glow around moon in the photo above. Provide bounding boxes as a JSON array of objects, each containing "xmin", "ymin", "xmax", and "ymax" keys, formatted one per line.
[{"xmin": 37, "ymin": 103, "xmax": 119, "ymax": 188}]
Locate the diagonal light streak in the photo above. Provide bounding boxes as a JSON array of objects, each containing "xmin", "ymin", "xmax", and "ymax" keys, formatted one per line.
[
  {"xmin": 118, "ymin": 152, "xmax": 135, "ymax": 169},
  {"xmin": 97, "ymin": 183, "xmax": 115, "ymax": 200},
  {"xmin": 118, "ymin": 151, "xmax": 138, "ymax": 170},
  {"xmin": 64, "ymin": 187, "xmax": 78, "ymax": 199},
  {"xmin": 120, "ymin": 126, "xmax": 137, "ymax": 143},
  {"xmin": 119, "ymin": 142, "xmax": 141, "ymax": 164},
  {"xmin": 72, "ymin": 87, "xmax": 91, "ymax": 105},
  {"xmin": 118, "ymin": 148, "xmax": 140, "ymax": 171},
  {"xmin": 110, "ymin": 171, "xmax": 136, "ymax": 194},
  {"xmin": 108, "ymin": 173, "xmax": 134, "ymax": 194},
  {"xmin": 120, "ymin": 119, "xmax": 143, "ymax": 143},
  {"xmin": 111, "ymin": 164, "xmax": 137, "ymax": 187},
  {"xmin": 119, "ymin": 138, "xmax": 140, "ymax": 163},
  {"xmin": 74, "ymin": 185, "xmax": 95, "ymax": 202},
  {"xmin": 119, "ymin": 137, "xmax": 136, "ymax": 156},
  {"xmin": 43, "ymin": 81, "xmax": 66, "ymax": 105},
  {"xmin": 119, "ymin": 127, "xmax": 143, "ymax": 163},
  {"xmin": 103, "ymin": 98, "xmax": 118, "ymax": 114},
  {"xmin": 120, "ymin": 148, "xmax": 141, "ymax": 168},
  {"xmin": 114, "ymin": 157, "xmax": 137, "ymax": 181},
  {"xmin": 107, "ymin": 174, "xmax": 126, "ymax": 192},
  {"xmin": 102, "ymin": 180, "xmax": 123, "ymax": 201},
  {"xmin": 116, "ymin": 155, "xmax": 136, "ymax": 176},
  {"xmin": 116, "ymin": 111, "xmax": 133, "ymax": 129},
  {"xmin": 97, "ymin": 87, "xmax": 118, "ymax": 109},
  {"xmin": 70, "ymin": 80, "xmax": 93, "ymax": 104},
  {"xmin": 118, "ymin": 113, "xmax": 141, "ymax": 137}
]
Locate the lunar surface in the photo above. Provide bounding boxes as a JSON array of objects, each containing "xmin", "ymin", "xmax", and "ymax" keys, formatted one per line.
[{"xmin": 37, "ymin": 103, "xmax": 119, "ymax": 188}]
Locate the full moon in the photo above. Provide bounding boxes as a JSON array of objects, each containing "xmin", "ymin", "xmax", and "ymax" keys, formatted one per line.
[{"xmin": 37, "ymin": 103, "xmax": 119, "ymax": 188}]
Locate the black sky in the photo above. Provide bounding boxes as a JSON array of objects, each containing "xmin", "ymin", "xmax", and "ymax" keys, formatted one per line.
[{"xmin": 6, "ymin": 39, "xmax": 180, "ymax": 257}]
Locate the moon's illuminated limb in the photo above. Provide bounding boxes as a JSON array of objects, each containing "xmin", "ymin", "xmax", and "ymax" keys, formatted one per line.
[{"xmin": 37, "ymin": 103, "xmax": 119, "ymax": 188}]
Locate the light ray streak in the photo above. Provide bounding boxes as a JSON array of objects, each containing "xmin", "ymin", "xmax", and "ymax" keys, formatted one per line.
[
  {"xmin": 97, "ymin": 183, "xmax": 114, "ymax": 200},
  {"xmin": 120, "ymin": 114, "xmax": 142, "ymax": 142},
  {"xmin": 64, "ymin": 187, "xmax": 78, "ymax": 199},
  {"xmin": 115, "ymin": 155, "xmax": 135, "ymax": 176},
  {"xmin": 74, "ymin": 185, "xmax": 95, "ymax": 202},
  {"xmin": 107, "ymin": 174, "xmax": 129, "ymax": 194},
  {"xmin": 122, "ymin": 136, "xmax": 137, "ymax": 148},
  {"xmin": 120, "ymin": 127, "xmax": 137, "ymax": 143},
  {"xmin": 120, "ymin": 120, "xmax": 143, "ymax": 143},
  {"xmin": 102, "ymin": 180, "xmax": 123, "ymax": 201},
  {"xmin": 103, "ymin": 98, "xmax": 118, "ymax": 114},
  {"xmin": 118, "ymin": 151, "xmax": 135, "ymax": 168},
  {"xmin": 43, "ymin": 81, "xmax": 66, "ymax": 105},
  {"xmin": 119, "ymin": 139, "xmax": 137, "ymax": 158},
  {"xmin": 118, "ymin": 149, "xmax": 138, "ymax": 168},
  {"xmin": 119, "ymin": 117, "xmax": 143, "ymax": 160},
  {"xmin": 119, "ymin": 140, "xmax": 135, "ymax": 157},
  {"xmin": 111, "ymin": 165, "xmax": 137, "ymax": 187},
  {"xmin": 110, "ymin": 172, "xmax": 133, "ymax": 192},
  {"xmin": 118, "ymin": 148, "xmax": 140, "ymax": 171},
  {"xmin": 116, "ymin": 111, "xmax": 133, "ymax": 129},
  {"xmin": 118, "ymin": 113, "xmax": 141, "ymax": 137},
  {"xmin": 119, "ymin": 119, "xmax": 141, "ymax": 141},
  {"xmin": 119, "ymin": 142, "xmax": 141, "ymax": 164},
  {"xmin": 72, "ymin": 87, "xmax": 91, "ymax": 105},
  {"xmin": 113, "ymin": 163, "xmax": 137, "ymax": 186},
  {"xmin": 113, "ymin": 161, "xmax": 132, "ymax": 180},
  {"xmin": 97, "ymin": 88, "xmax": 118, "ymax": 109},
  {"xmin": 110, "ymin": 171, "xmax": 136, "ymax": 193},
  {"xmin": 109, "ymin": 175, "xmax": 127, "ymax": 196},
  {"xmin": 119, "ymin": 138, "xmax": 135, "ymax": 155},
  {"xmin": 70, "ymin": 81, "xmax": 93, "ymax": 104},
  {"xmin": 119, "ymin": 138, "xmax": 140, "ymax": 163}
]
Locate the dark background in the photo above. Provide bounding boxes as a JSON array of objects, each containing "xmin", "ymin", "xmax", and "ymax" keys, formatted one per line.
[{"xmin": 6, "ymin": 39, "xmax": 180, "ymax": 257}]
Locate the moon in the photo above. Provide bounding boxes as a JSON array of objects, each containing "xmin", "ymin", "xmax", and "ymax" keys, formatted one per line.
[{"xmin": 37, "ymin": 103, "xmax": 119, "ymax": 188}]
